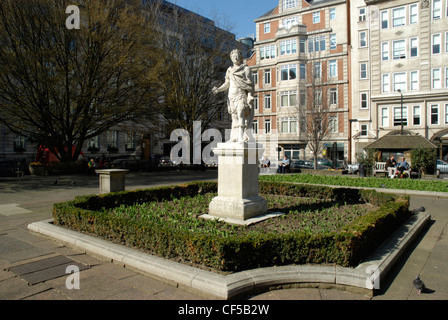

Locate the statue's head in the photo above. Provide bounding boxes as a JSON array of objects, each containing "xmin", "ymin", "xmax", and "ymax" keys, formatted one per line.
[{"xmin": 230, "ymin": 49, "xmax": 243, "ymax": 64}]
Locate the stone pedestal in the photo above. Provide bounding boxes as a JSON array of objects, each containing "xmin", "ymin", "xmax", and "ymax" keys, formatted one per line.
[
  {"xmin": 208, "ymin": 142, "xmax": 267, "ymax": 221},
  {"xmin": 95, "ymin": 169, "xmax": 130, "ymax": 194}
]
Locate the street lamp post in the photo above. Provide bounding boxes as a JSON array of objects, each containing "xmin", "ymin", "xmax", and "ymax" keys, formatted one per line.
[{"xmin": 397, "ymin": 89, "xmax": 404, "ymax": 135}]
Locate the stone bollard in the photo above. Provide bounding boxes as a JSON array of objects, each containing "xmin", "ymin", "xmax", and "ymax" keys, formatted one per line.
[{"xmin": 95, "ymin": 169, "xmax": 130, "ymax": 194}]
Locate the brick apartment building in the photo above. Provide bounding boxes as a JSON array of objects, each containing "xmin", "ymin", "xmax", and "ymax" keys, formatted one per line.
[
  {"xmin": 247, "ymin": 0, "xmax": 448, "ymax": 164},
  {"xmin": 247, "ymin": 0, "xmax": 351, "ymax": 163}
]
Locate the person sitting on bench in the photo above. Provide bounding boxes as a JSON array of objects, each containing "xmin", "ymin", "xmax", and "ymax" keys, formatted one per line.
[
  {"xmin": 277, "ymin": 155, "xmax": 290, "ymax": 174},
  {"xmin": 397, "ymin": 157, "xmax": 409, "ymax": 174}
]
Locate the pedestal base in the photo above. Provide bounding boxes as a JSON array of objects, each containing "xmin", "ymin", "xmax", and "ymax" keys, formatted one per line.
[
  {"xmin": 95, "ymin": 169, "xmax": 129, "ymax": 194},
  {"xmin": 208, "ymin": 142, "xmax": 267, "ymax": 221},
  {"xmin": 209, "ymin": 196, "xmax": 268, "ymax": 221}
]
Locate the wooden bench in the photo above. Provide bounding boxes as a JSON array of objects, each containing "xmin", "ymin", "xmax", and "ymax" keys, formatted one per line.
[{"xmin": 373, "ymin": 162, "xmax": 388, "ymax": 177}]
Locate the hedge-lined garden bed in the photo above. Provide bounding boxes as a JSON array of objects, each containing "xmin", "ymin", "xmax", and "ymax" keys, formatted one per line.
[
  {"xmin": 260, "ymin": 173, "xmax": 448, "ymax": 192},
  {"xmin": 53, "ymin": 181, "xmax": 410, "ymax": 273}
]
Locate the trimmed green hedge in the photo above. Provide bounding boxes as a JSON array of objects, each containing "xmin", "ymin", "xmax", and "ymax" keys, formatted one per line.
[{"xmin": 53, "ymin": 181, "xmax": 410, "ymax": 272}]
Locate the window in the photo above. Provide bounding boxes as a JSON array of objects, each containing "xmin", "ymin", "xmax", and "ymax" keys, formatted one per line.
[
  {"xmin": 260, "ymin": 45, "xmax": 276, "ymax": 60},
  {"xmin": 281, "ymin": 64, "xmax": 297, "ymax": 81},
  {"xmin": 300, "ymin": 63, "xmax": 306, "ymax": 80},
  {"xmin": 252, "ymin": 71, "xmax": 258, "ymax": 85},
  {"xmin": 14, "ymin": 135, "xmax": 26, "ymax": 152},
  {"xmin": 446, "ymin": 67, "xmax": 448, "ymax": 87},
  {"xmin": 431, "ymin": 105, "xmax": 439, "ymax": 125},
  {"xmin": 329, "ymin": 116, "xmax": 338, "ymax": 133},
  {"xmin": 252, "ymin": 120, "xmax": 258, "ymax": 134},
  {"xmin": 264, "ymin": 119, "xmax": 271, "ymax": 134},
  {"xmin": 330, "ymin": 34, "xmax": 337, "ymax": 50},
  {"xmin": 410, "ymin": 38, "xmax": 418, "ymax": 57},
  {"xmin": 313, "ymin": 12, "xmax": 320, "ymax": 24},
  {"xmin": 107, "ymin": 131, "xmax": 119, "ymax": 149},
  {"xmin": 394, "ymin": 106, "xmax": 408, "ymax": 126},
  {"xmin": 314, "ymin": 90, "xmax": 322, "ymax": 105},
  {"xmin": 253, "ymin": 95, "xmax": 258, "ymax": 110},
  {"xmin": 330, "ymin": 8, "xmax": 336, "ymax": 20},
  {"xmin": 319, "ymin": 36, "xmax": 326, "ymax": 50},
  {"xmin": 300, "ymin": 90, "xmax": 306, "ymax": 106},
  {"xmin": 280, "ymin": 39, "xmax": 297, "ymax": 55},
  {"xmin": 281, "ymin": 118, "xmax": 298, "ymax": 133},
  {"xmin": 360, "ymin": 63, "xmax": 368, "ymax": 79},
  {"xmin": 413, "ymin": 106, "xmax": 421, "ymax": 126},
  {"xmin": 446, "ymin": 32, "xmax": 448, "ymax": 52},
  {"xmin": 264, "ymin": 94, "xmax": 271, "ymax": 109},
  {"xmin": 360, "ymin": 92, "xmax": 368, "ymax": 109},
  {"xmin": 125, "ymin": 132, "xmax": 136, "ymax": 151},
  {"xmin": 329, "ymin": 88, "xmax": 338, "ymax": 105},
  {"xmin": 433, "ymin": 0, "xmax": 441, "ymax": 20},
  {"xmin": 381, "ymin": 108, "xmax": 389, "ymax": 127},
  {"xmin": 281, "ymin": 91, "xmax": 297, "ymax": 107},
  {"xmin": 445, "ymin": 104, "xmax": 448, "ymax": 124},
  {"xmin": 394, "ymin": 72, "xmax": 407, "ymax": 91},
  {"xmin": 432, "ymin": 34, "xmax": 441, "ymax": 54},
  {"xmin": 381, "ymin": 10, "xmax": 389, "ymax": 29},
  {"xmin": 382, "ymin": 42, "xmax": 389, "ymax": 61},
  {"xmin": 410, "ymin": 71, "xmax": 419, "ymax": 91},
  {"xmin": 382, "ymin": 74, "xmax": 391, "ymax": 93},
  {"xmin": 359, "ymin": 7, "xmax": 366, "ymax": 22},
  {"xmin": 283, "ymin": 17, "xmax": 298, "ymax": 29},
  {"xmin": 299, "ymin": 38, "xmax": 306, "ymax": 53},
  {"xmin": 283, "ymin": 0, "xmax": 298, "ymax": 10},
  {"xmin": 360, "ymin": 124, "xmax": 368, "ymax": 136},
  {"xmin": 359, "ymin": 31, "xmax": 367, "ymax": 47},
  {"xmin": 393, "ymin": 7, "xmax": 405, "ymax": 27},
  {"xmin": 393, "ymin": 40, "xmax": 406, "ymax": 59},
  {"xmin": 410, "ymin": 4, "xmax": 418, "ymax": 24},
  {"xmin": 264, "ymin": 22, "xmax": 271, "ymax": 34},
  {"xmin": 314, "ymin": 62, "xmax": 321, "ymax": 79},
  {"xmin": 329, "ymin": 60, "xmax": 337, "ymax": 78},
  {"xmin": 308, "ymin": 36, "xmax": 326, "ymax": 52},
  {"xmin": 264, "ymin": 69, "xmax": 271, "ymax": 85},
  {"xmin": 432, "ymin": 68, "xmax": 441, "ymax": 89}
]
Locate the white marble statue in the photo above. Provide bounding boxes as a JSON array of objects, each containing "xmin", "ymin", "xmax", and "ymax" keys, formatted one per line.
[{"xmin": 212, "ymin": 49, "xmax": 255, "ymax": 144}]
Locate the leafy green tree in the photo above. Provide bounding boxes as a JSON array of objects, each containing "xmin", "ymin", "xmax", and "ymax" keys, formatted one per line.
[
  {"xmin": 356, "ymin": 149, "xmax": 377, "ymax": 177},
  {"xmin": 411, "ymin": 148, "xmax": 437, "ymax": 174}
]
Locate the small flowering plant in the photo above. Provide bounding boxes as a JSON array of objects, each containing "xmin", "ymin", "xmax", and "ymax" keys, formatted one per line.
[{"xmin": 29, "ymin": 162, "xmax": 43, "ymax": 167}]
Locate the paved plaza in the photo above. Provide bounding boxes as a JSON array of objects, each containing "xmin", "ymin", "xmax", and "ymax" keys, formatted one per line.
[{"xmin": 1, "ymin": 170, "xmax": 447, "ymax": 301}]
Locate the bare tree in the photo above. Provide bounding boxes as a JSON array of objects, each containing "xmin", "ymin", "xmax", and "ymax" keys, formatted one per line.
[
  {"xmin": 0, "ymin": 0, "xmax": 160, "ymax": 162},
  {"xmin": 143, "ymin": 1, "xmax": 236, "ymax": 161},
  {"xmin": 298, "ymin": 49, "xmax": 333, "ymax": 169}
]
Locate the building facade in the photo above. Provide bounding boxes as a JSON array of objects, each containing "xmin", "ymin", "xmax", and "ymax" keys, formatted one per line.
[
  {"xmin": 248, "ymin": 0, "xmax": 351, "ymax": 163},
  {"xmin": 0, "ymin": 0, "xmax": 249, "ymax": 164},
  {"xmin": 249, "ymin": 0, "xmax": 448, "ymax": 164},
  {"xmin": 351, "ymin": 0, "xmax": 448, "ymax": 161}
]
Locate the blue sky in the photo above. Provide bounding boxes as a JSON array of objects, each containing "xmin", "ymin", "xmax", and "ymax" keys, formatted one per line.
[{"xmin": 172, "ymin": 0, "xmax": 277, "ymax": 39}]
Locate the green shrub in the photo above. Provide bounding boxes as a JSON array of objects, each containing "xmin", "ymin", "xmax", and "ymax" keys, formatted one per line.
[
  {"xmin": 53, "ymin": 181, "xmax": 410, "ymax": 272},
  {"xmin": 411, "ymin": 148, "xmax": 437, "ymax": 174}
]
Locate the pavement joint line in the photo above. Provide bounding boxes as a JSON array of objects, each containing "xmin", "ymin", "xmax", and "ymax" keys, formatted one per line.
[{"xmin": 28, "ymin": 211, "xmax": 431, "ymax": 300}]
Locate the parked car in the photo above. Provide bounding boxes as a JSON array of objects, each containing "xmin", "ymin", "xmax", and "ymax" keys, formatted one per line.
[
  {"xmin": 158, "ymin": 156, "xmax": 173, "ymax": 167},
  {"xmin": 291, "ymin": 160, "xmax": 329, "ymax": 171},
  {"xmin": 317, "ymin": 158, "xmax": 332, "ymax": 167},
  {"xmin": 111, "ymin": 155, "xmax": 153, "ymax": 171},
  {"xmin": 437, "ymin": 159, "xmax": 448, "ymax": 173},
  {"xmin": 292, "ymin": 160, "xmax": 314, "ymax": 170}
]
